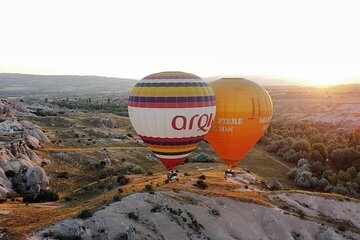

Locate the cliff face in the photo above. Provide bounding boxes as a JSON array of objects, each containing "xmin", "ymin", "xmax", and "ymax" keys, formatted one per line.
[{"xmin": 0, "ymin": 100, "xmax": 49, "ymax": 197}]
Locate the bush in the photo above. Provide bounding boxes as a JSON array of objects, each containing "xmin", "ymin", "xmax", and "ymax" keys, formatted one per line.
[
  {"xmin": 129, "ymin": 165, "xmax": 146, "ymax": 175},
  {"xmin": 77, "ymin": 209, "xmax": 93, "ymax": 219},
  {"xmin": 283, "ymin": 150, "xmax": 307, "ymax": 163},
  {"xmin": 127, "ymin": 211, "xmax": 139, "ymax": 221},
  {"xmin": 193, "ymin": 180, "xmax": 208, "ymax": 189},
  {"xmin": 113, "ymin": 194, "xmax": 122, "ymax": 202},
  {"xmin": 287, "ymin": 168, "xmax": 297, "ymax": 179},
  {"xmin": 297, "ymin": 159, "xmax": 310, "ymax": 168},
  {"xmin": 114, "ymin": 233, "xmax": 129, "ymax": 240},
  {"xmin": 5, "ymin": 170, "xmax": 16, "ymax": 178},
  {"xmin": 188, "ymin": 153, "xmax": 214, "ymax": 163},
  {"xmin": 311, "ymin": 161, "xmax": 326, "ymax": 176},
  {"xmin": 318, "ymin": 178, "xmax": 330, "ymax": 190},
  {"xmin": 0, "ymin": 196, "xmax": 6, "ymax": 204},
  {"xmin": 117, "ymin": 174, "xmax": 129, "ymax": 186},
  {"xmin": 312, "ymin": 143, "xmax": 327, "ymax": 161},
  {"xmin": 346, "ymin": 167, "xmax": 357, "ymax": 178},
  {"xmin": 198, "ymin": 175, "xmax": 206, "ymax": 180},
  {"xmin": 23, "ymin": 190, "xmax": 59, "ymax": 203},
  {"xmin": 337, "ymin": 170, "xmax": 351, "ymax": 183},
  {"xmin": 6, "ymin": 191, "xmax": 17, "ymax": 200},
  {"xmin": 309, "ymin": 150, "xmax": 325, "ymax": 164},
  {"xmin": 143, "ymin": 184, "xmax": 154, "ymax": 193},
  {"xmin": 292, "ymin": 140, "xmax": 311, "ymax": 153},
  {"xmin": 57, "ymin": 172, "xmax": 69, "ymax": 179},
  {"xmin": 295, "ymin": 171, "xmax": 318, "ymax": 188}
]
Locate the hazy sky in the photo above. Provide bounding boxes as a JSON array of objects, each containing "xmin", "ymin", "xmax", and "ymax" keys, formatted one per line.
[{"xmin": 1, "ymin": 0, "xmax": 359, "ymax": 86}]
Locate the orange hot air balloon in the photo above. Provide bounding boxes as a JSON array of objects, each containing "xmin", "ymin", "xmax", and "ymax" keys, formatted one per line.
[{"xmin": 205, "ymin": 78, "xmax": 273, "ymax": 168}]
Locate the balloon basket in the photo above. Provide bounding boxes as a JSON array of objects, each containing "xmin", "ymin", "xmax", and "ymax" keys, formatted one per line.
[
  {"xmin": 167, "ymin": 170, "xmax": 179, "ymax": 181},
  {"xmin": 224, "ymin": 168, "xmax": 236, "ymax": 178}
]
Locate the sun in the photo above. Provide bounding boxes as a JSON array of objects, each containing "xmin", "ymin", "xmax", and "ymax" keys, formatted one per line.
[{"xmin": 312, "ymin": 79, "xmax": 339, "ymax": 87}]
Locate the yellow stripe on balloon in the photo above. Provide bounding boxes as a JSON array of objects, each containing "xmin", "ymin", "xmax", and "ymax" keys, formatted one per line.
[
  {"xmin": 130, "ymin": 86, "xmax": 212, "ymax": 97},
  {"xmin": 149, "ymin": 145, "xmax": 197, "ymax": 153}
]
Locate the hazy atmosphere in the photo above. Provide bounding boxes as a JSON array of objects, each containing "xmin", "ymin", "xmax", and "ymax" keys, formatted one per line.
[{"xmin": 1, "ymin": 0, "xmax": 360, "ymax": 86}]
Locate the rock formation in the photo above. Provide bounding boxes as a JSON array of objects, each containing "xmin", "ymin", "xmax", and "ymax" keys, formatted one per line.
[{"xmin": 0, "ymin": 99, "xmax": 50, "ymax": 197}]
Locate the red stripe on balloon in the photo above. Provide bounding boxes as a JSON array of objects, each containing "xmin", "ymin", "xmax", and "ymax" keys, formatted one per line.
[
  {"xmin": 158, "ymin": 157, "xmax": 186, "ymax": 170},
  {"xmin": 139, "ymin": 135, "xmax": 206, "ymax": 143}
]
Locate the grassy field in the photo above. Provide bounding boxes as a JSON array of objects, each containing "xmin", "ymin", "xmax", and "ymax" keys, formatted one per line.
[{"xmin": 240, "ymin": 145, "xmax": 298, "ymax": 189}]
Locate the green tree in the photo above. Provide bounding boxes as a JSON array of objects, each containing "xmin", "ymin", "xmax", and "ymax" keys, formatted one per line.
[{"xmin": 292, "ymin": 140, "xmax": 311, "ymax": 153}]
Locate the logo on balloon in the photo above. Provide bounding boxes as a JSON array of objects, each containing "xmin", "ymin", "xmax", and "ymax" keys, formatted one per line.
[{"xmin": 172, "ymin": 113, "xmax": 214, "ymax": 132}]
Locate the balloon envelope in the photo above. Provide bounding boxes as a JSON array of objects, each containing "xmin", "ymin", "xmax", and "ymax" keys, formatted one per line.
[
  {"xmin": 128, "ymin": 71, "xmax": 216, "ymax": 170},
  {"xmin": 205, "ymin": 78, "xmax": 273, "ymax": 168}
]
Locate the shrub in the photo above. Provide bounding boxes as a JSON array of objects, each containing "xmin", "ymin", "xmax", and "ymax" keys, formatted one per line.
[
  {"xmin": 113, "ymin": 194, "xmax": 122, "ymax": 202},
  {"xmin": 5, "ymin": 170, "xmax": 16, "ymax": 178},
  {"xmin": 23, "ymin": 189, "xmax": 59, "ymax": 203},
  {"xmin": 193, "ymin": 180, "xmax": 207, "ymax": 189},
  {"xmin": 311, "ymin": 161, "xmax": 326, "ymax": 176},
  {"xmin": 0, "ymin": 196, "xmax": 6, "ymax": 204},
  {"xmin": 338, "ymin": 225, "xmax": 347, "ymax": 232},
  {"xmin": 117, "ymin": 174, "xmax": 129, "ymax": 186},
  {"xmin": 188, "ymin": 153, "xmax": 214, "ymax": 163},
  {"xmin": 6, "ymin": 191, "xmax": 17, "ymax": 200},
  {"xmin": 337, "ymin": 170, "xmax": 351, "ymax": 183},
  {"xmin": 346, "ymin": 167, "xmax": 357, "ymax": 178},
  {"xmin": 318, "ymin": 178, "xmax": 330, "ymax": 190},
  {"xmin": 77, "ymin": 209, "xmax": 93, "ymax": 219},
  {"xmin": 208, "ymin": 208, "xmax": 220, "ymax": 216},
  {"xmin": 129, "ymin": 165, "xmax": 146, "ymax": 174},
  {"xmin": 287, "ymin": 168, "xmax": 297, "ymax": 179},
  {"xmin": 297, "ymin": 159, "xmax": 310, "ymax": 168},
  {"xmin": 312, "ymin": 143, "xmax": 327, "ymax": 160},
  {"xmin": 143, "ymin": 184, "xmax": 154, "ymax": 193},
  {"xmin": 295, "ymin": 171, "xmax": 317, "ymax": 188},
  {"xmin": 198, "ymin": 175, "xmax": 206, "ymax": 180},
  {"xmin": 127, "ymin": 211, "xmax": 139, "ymax": 221},
  {"xmin": 115, "ymin": 233, "xmax": 129, "ymax": 240},
  {"xmin": 292, "ymin": 140, "xmax": 311, "ymax": 153},
  {"xmin": 57, "ymin": 172, "xmax": 69, "ymax": 179},
  {"xmin": 309, "ymin": 150, "xmax": 325, "ymax": 164},
  {"xmin": 284, "ymin": 150, "xmax": 307, "ymax": 163}
]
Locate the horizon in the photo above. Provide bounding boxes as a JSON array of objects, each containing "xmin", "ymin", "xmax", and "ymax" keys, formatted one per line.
[
  {"xmin": 1, "ymin": 0, "xmax": 360, "ymax": 87},
  {"xmin": 1, "ymin": 71, "xmax": 360, "ymax": 88}
]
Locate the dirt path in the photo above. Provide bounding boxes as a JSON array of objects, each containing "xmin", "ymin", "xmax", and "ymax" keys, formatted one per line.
[{"xmin": 255, "ymin": 146, "xmax": 291, "ymax": 170}]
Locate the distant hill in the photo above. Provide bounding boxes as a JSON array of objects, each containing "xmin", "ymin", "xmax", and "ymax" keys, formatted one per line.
[
  {"xmin": 204, "ymin": 75, "xmax": 299, "ymax": 86},
  {"xmin": 0, "ymin": 73, "xmax": 137, "ymax": 98}
]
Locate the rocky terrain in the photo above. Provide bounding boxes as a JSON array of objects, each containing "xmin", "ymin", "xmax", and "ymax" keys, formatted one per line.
[
  {"xmin": 268, "ymin": 84, "xmax": 360, "ymax": 128},
  {"xmin": 0, "ymin": 93, "xmax": 359, "ymax": 240},
  {"xmin": 29, "ymin": 190, "xmax": 360, "ymax": 240},
  {"xmin": 0, "ymin": 100, "xmax": 51, "ymax": 197}
]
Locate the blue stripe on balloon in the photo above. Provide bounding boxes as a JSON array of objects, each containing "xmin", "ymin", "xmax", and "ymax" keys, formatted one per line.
[{"xmin": 128, "ymin": 96, "xmax": 215, "ymax": 103}]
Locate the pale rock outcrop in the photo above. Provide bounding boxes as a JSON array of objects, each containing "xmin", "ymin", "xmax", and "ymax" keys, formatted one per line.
[
  {"xmin": 266, "ymin": 177, "xmax": 284, "ymax": 190},
  {"xmin": 25, "ymin": 134, "xmax": 41, "ymax": 150},
  {"xmin": 20, "ymin": 120, "xmax": 50, "ymax": 143},
  {"xmin": 30, "ymin": 191, "xmax": 360, "ymax": 240},
  {"xmin": 101, "ymin": 118, "xmax": 115, "ymax": 128},
  {"xmin": 0, "ymin": 119, "xmax": 23, "ymax": 135},
  {"xmin": 0, "ymin": 100, "xmax": 50, "ymax": 197},
  {"xmin": 26, "ymin": 166, "xmax": 49, "ymax": 192},
  {"xmin": 0, "ymin": 168, "xmax": 12, "ymax": 190}
]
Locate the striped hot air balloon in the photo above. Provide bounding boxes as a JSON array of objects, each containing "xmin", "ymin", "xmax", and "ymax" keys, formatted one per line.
[{"xmin": 128, "ymin": 71, "xmax": 216, "ymax": 170}]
